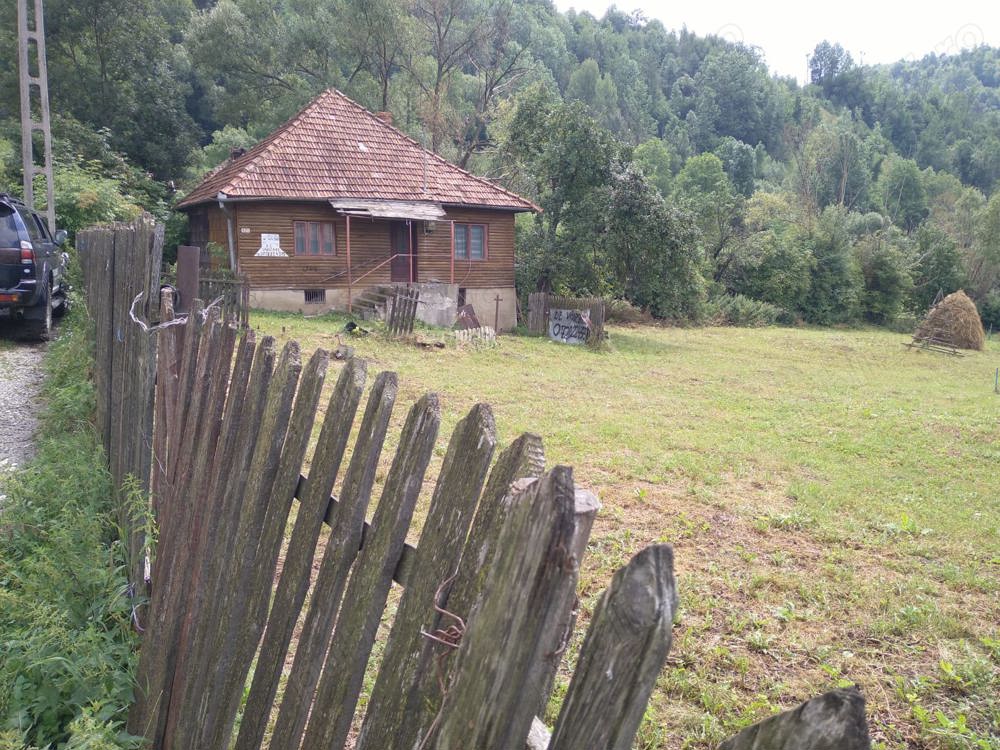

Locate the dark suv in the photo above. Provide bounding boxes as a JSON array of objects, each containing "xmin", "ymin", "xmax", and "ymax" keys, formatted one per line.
[{"xmin": 0, "ymin": 194, "xmax": 69, "ymax": 340}]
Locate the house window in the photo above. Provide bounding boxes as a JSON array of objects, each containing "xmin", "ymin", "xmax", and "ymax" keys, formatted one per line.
[
  {"xmin": 304, "ymin": 289, "xmax": 326, "ymax": 304},
  {"xmin": 454, "ymin": 223, "xmax": 486, "ymax": 260},
  {"xmin": 294, "ymin": 221, "xmax": 335, "ymax": 256}
]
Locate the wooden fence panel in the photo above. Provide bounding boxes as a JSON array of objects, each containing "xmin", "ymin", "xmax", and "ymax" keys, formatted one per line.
[
  {"xmin": 548, "ymin": 544, "xmax": 677, "ymax": 750},
  {"xmin": 234, "ymin": 359, "xmax": 370, "ymax": 750},
  {"xmin": 296, "ymin": 394, "xmax": 441, "ymax": 750},
  {"xmin": 388, "ymin": 286, "xmax": 420, "ymax": 336},
  {"xmin": 83, "ymin": 237, "xmax": 679, "ymax": 750},
  {"xmin": 527, "ymin": 291, "xmax": 547, "ymax": 334},
  {"xmin": 356, "ymin": 403, "xmax": 497, "ymax": 750},
  {"xmin": 265, "ymin": 371, "xmax": 399, "ymax": 750}
]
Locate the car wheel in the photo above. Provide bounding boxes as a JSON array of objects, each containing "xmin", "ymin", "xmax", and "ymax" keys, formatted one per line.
[{"xmin": 20, "ymin": 280, "xmax": 53, "ymax": 342}]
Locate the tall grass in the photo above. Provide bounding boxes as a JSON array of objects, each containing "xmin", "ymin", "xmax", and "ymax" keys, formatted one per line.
[{"xmin": 0, "ymin": 312, "xmax": 141, "ymax": 748}]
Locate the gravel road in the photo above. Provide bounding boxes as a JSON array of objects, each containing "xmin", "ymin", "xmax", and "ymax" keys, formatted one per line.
[{"xmin": 0, "ymin": 339, "xmax": 45, "ymax": 474}]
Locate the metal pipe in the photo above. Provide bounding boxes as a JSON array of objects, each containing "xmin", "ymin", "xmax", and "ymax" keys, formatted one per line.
[
  {"xmin": 450, "ymin": 220, "xmax": 455, "ymax": 284},
  {"xmin": 346, "ymin": 214, "xmax": 352, "ymax": 313},
  {"xmin": 217, "ymin": 194, "xmax": 237, "ymax": 271},
  {"xmin": 408, "ymin": 219, "xmax": 414, "ymax": 284}
]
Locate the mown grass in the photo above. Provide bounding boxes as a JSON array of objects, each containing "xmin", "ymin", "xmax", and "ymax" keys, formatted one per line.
[
  {"xmin": 0, "ymin": 311, "xmax": 141, "ymax": 749},
  {"xmin": 254, "ymin": 310, "xmax": 999, "ymax": 750}
]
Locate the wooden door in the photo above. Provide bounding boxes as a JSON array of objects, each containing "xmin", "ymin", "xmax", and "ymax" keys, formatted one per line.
[{"xmin": 390, "ymin": 221, "xmax": 416, "ymax": 282}]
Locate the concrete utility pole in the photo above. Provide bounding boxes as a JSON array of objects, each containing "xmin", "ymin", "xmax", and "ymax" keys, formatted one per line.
[{"xmin": 17, "ymin": 0, "xmax": 56, "ymax": 232}]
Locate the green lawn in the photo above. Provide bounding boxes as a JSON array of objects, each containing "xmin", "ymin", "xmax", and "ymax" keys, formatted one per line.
[{"xmin": 255, "ymin": 311, "xmax": 1000, "ymax": 750}]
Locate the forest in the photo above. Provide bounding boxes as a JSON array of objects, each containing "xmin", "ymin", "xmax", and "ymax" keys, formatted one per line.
[{"xmin": 1, "ymin": 0, "xmax": 999, "ymax": 329}]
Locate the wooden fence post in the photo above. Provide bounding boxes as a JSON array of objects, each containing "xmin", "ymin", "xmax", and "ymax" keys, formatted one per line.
[{"xmin": 547, "ymin": 544, "xmax": 677, "ymax": 750}]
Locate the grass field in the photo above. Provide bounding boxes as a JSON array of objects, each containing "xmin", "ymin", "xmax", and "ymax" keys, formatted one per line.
[{"xmin": 255, "ymin": 310, "xmax": 1000, "ymax": 750}]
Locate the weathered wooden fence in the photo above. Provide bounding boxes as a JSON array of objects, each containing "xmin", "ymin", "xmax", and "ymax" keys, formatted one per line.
[
  {"xmin": 199, "ymin": 273, "xmax": 250, "ymax": 328},
  {"xmin": 122, "ymin": 304, "xmax": 677, "ymax": 750},
  {"xmin": 387, "ymin": 285, "xmax": 420, "ymax": 337},
  {"xmin": 76, "ymin": 217, "xmax": 163, "ymax": 587},
  {"xmin": 527, "ymin": 292, "xmax": 606, "ymax": 344}
]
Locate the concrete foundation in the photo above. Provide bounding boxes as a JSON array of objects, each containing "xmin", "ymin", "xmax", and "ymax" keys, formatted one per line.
[
  {"xmin": 249, "ymin": 288, "xmax": 350, "ymax": 314},
  {"xmin": 463, "ymin": 287, "xmax": 517, "ymax": 331},
  {"xmin": 409, "ymin": 282, "xmax": 458, "ymax": 327},
  {"xmin": 248, "ymin": 284, "xmax": 517, "ymax": 331}
]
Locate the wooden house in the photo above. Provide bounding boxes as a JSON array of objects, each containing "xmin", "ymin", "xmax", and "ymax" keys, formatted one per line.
[{"xmin": 176, "ymin": 89, "xmax": 538, "ymax": 330}]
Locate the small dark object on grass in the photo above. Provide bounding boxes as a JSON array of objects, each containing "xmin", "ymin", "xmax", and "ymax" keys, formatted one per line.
[
  {"xmin": 343, "ymin": 320, "xmax": 370, "ymax": 337},
  {"xmin": 415, "ymin": 339, "xmax": 446, "ymax": 350}
]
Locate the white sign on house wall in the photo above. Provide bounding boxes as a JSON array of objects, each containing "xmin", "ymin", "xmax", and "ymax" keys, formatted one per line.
[{"xmin": 255, "ymin": 233, "xmax": 288, "ymax": 257}]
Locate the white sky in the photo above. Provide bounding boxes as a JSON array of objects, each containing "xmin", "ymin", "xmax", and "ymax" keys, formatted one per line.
[{"xmin": 552, "ymin": 0, "xmax": 1000, "ymax": 81}]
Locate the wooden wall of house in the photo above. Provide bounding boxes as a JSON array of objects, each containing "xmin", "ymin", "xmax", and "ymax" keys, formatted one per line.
[{"xmin": 192, "ymin": 202, "xmax": 517, "ymax": 290}]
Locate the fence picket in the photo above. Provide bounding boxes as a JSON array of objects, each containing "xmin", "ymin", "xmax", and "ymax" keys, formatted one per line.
[
  {"xmin": 234, "ymin": 359, "xmax": 371, "ymax": 750},
  {"xmin": 357, "ymin": 403, "xmax": 498, "ymax": 750},
  {"xmin": 433, "ymin": 467, "xmax": 578, "ymax": 750},
  {"xmin": 297, "ymin": 394, "xmax": 441, "ymax": 750},
  {"xmin": 548, "ymin": 544, "xmax": 677, "ymax": 750}
]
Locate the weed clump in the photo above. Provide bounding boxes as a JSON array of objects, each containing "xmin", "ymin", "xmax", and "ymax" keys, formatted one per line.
[{"xmin": 0, "ymin": 311, "xmax": 140, "ymax": 748}]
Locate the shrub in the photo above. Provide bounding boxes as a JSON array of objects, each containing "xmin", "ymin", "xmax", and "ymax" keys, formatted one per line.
[{"xmin": 705, "ymin": 293, "xmax": 785, "ymax": 327}]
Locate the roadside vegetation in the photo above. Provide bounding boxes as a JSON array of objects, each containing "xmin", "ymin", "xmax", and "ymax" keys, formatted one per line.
[
  {"xmin": 257, "ymin": 310, "xmax": 1000, "ymax": 749},
  {"xmin": 0, "ymin": 310, "xmax": 139, "ymax": 748}
]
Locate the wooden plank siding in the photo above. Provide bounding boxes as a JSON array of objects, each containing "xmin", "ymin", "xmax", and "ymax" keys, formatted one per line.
[{"xmin": 200, "ymin": 201, "xmax": 515, "ymax": 290}]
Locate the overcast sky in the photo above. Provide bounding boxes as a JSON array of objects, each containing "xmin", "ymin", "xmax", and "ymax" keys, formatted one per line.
[{"xmin": 552, "ymin": 0, "xmax": 1000, "ymax": 81}]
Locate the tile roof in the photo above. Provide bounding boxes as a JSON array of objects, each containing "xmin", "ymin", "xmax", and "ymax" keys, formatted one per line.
[{"xmin": 177, "ymin": 89, "xmax": 538, "ymax": 212}]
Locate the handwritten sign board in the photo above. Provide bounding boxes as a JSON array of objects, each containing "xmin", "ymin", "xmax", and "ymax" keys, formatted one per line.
[
  {"xmin": 255, "ymin": 233, "xmax": 288, "ymax": 257},
  {"xmin": 548, "ymin": 308, "xmax": 591, "ymax": 345}
]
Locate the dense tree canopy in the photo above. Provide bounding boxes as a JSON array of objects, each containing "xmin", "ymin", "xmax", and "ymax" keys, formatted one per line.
[{"xmin": 1, "ymin": 0, "xmax": 998, "ymax": 325}]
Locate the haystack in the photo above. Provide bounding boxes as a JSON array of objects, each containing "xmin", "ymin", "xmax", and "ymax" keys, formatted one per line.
[{"xmin": 914, "ymin": 290, "xmax": 985, "ymax": 351}]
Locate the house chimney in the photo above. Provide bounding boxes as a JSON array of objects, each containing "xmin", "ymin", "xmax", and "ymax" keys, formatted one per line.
[
  {"xmin": 230, "ymin": 146, "xmax": 246, "ymax": 161},
  {"xmin": 375, "ymin": 111, "xmax": 393, "ymax": 126}
]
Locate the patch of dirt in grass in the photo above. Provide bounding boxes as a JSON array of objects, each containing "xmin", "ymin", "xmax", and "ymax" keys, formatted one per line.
[{"xmin": 576, "ymin": 485, "xmax": 1000, "ymax": 748}]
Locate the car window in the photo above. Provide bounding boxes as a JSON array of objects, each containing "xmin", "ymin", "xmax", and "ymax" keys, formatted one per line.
[
  {"xmin": 22, "ymin": 210, "xmax": 42, "ymax": 242},
  {"xmin": 32, "ymin": 213, "xmax": 51, "ymax": 241},
  {"xmin": 0, "ymin": 206, "xmax": 20, "ymax": 247}
]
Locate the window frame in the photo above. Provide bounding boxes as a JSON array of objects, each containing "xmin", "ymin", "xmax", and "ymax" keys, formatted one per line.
[
  {"xmin": 453, "ymin": 222, "xmax": 488, "ymax": 261},
  {"xmin": 293, "ymin": 220, "xmax": 336, "ymax": 257}
]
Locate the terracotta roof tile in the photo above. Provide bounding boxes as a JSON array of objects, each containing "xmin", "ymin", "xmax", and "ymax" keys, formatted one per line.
[{"xmin": 177, "ymin": 89, "xmax": 538, "ymax": 212}]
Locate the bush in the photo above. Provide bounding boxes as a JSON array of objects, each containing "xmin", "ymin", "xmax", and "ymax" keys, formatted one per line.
[
  {"xmin": 605, "ymin": 298, "xmax": 652, "ymax": 325},
  {"xmin": 705, "ymin": 293, "xmax": 785, "ymax": 327},
  {"xmin": 0, "ymin": 312, "xmax": 140, "ymax": 748},
  {"xmin": 801, "ymin": 207, "xmax": 861, "ymax": 325}
]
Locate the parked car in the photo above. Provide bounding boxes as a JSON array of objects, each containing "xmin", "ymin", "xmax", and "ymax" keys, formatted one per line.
[{"xmin": 0, "ymin": 193, "xmax": 69, "ymax": 340}]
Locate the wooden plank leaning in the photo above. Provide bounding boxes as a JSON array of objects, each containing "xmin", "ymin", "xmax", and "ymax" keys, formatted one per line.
[
  {"xmin": 547, "ymin": 544, "xmax": 678, "ymax": 750},
  {"xmin": 267, "ymin": 371, "xmax": 401, "ymax": 750},
  {"xmin": 432, "ymin": 466, "xmax": 578, "ymax": 750},
  {"xmin": 296, "ymin": 394, "xmax": 441, "ymax": 750},
  {"xmin": 200, "ymin": 347, "xmax": 330, "ymax": 750},
  {"xmin": 174, "ymin": 341, "xmax": 302, "ymax": 749},
  {"xmin": 233, "ymin": 358, "xmax": 371, "ymax": 750},
  {"xmin": 355, "ymin": 403, "xmax": 498, "ymax": 750}
]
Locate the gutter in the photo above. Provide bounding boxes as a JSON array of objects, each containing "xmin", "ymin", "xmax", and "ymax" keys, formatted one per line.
[{"xmin": 216, "ymin": 192, "xmax": 237, "ymax": 271}]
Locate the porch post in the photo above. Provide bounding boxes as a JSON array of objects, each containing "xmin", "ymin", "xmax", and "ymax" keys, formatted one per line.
[
  {"xmin": 346, "ymin": 214, "xmax": 353, "ymax": 313},
  {"xmin": 408, "ymin": 219, "xmax": 414, "ymax": 284},
  {"xmin": 450, "ymin": 219, "xmax": 455, "ymax": 284}
]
